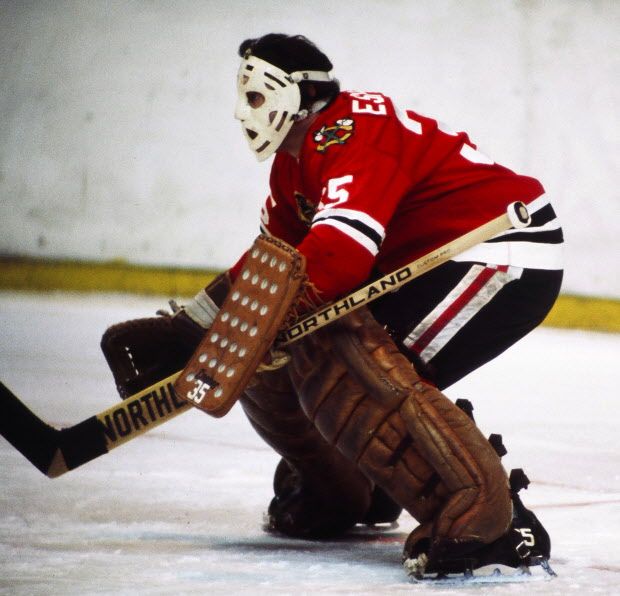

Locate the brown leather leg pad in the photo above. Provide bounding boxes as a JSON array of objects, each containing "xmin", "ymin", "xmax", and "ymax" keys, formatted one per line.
[
  {"xmin": 288, "ymin": 307, "xmax": 512, "ymax": 548},
  {"xmin": 241, "ymin": 367, "xmax": 372, "ymax": 513}
]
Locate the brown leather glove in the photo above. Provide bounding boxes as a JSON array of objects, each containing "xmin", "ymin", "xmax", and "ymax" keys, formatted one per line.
[{"xmin": 100, "ymin": 272, "xmax": 231, "ymax": 399}]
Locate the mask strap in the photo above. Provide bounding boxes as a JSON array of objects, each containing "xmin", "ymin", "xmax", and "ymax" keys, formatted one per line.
[{"xmin": 288, "ymin": 70, "xmax": 333, "ymax": 84}]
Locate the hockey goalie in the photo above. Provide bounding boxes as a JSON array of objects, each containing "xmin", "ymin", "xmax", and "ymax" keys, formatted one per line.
[{"xmin": 102, "ymin": 33, "xmax": 562, "ymax": 581}]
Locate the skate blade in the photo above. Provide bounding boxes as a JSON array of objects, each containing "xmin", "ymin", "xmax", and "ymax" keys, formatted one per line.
[{"xmin": 404, "ymin": 559, "xmax": 557, "ymax": 585}]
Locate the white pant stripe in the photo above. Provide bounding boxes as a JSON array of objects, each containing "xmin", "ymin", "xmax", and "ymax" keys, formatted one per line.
[{"xmin": 403, "ymin": 265, "xmax": 523, "ymax": 363}]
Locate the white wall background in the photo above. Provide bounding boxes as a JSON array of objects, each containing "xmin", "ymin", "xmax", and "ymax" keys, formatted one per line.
[{"xmin": 0, "ymin": 0, "xmax": 618, "ymax": 298}]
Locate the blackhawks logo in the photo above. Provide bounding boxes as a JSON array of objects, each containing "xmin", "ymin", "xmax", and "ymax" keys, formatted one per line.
[{"xmin": 313, "ymin": 118, "xmax": 355, "ymax": 153}]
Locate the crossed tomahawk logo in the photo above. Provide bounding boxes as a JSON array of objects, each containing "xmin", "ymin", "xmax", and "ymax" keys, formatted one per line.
[{"xmin": 313, "ymin": 118, "xmax": 355, "ymax": 153}]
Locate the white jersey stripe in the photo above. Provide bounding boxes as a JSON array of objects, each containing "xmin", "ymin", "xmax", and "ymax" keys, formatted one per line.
[
  {"xmin": 491, "ymin": 194, "xmax": 560, "ymax": 239},
  {"xmin": 492, "ymin": 218, "xmax": 562, "ymax": 237},
  {"xmin": 526, "ymin": 193, "xmax": 551, "ymax": 213},
  {"xmin": 312, "ymin": 207, "xmax": 386, "ymax": 239},
  {"xmin": 452, "ymin": 239, "xmax": 563, "ymax": 270},
  {"xmin": 312, "ymin": 219, "xmax": 380, "ymax": 256},
  {"xmin": 453, "ymin": 194, "xmax": 563, "ymax": 269}
]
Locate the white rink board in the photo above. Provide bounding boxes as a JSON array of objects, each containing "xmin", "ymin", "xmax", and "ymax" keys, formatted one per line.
[{"xmin": 0, "ymin": 1, "xmax": 618, "ymax": 298}]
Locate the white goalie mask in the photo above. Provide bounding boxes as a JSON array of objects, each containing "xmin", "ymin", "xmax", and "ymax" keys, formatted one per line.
[{"xmin": 235, "ymin": 53, "xmax": 333, "ymax": 161}]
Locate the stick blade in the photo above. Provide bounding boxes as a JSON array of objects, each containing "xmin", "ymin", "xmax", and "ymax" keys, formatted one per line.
[{"xmin": 0, "ymin": 381, "xmax": 61, "ymax": 476}]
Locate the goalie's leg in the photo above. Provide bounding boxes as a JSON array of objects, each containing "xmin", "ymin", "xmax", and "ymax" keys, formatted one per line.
[
  {"xmin": 288, "ymin": 307, "xmax": 515, "ymax": 571},
  {"xmin": 241, "ymin": 367, "xmax": 378, "ymax": 538},
  {"xmin": 369, "ymin": 260, "xmax": 563, "ymax": 391}
]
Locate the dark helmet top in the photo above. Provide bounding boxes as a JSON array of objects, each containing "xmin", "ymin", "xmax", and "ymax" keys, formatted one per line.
[{"xmin": 238, "ymin": 34, "xmax": 340, "ymax": 110}]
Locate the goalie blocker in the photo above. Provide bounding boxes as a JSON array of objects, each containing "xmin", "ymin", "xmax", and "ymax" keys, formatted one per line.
[{"xmin": 174, "ymin": 235, "xmax": 307, "ymax": 417}]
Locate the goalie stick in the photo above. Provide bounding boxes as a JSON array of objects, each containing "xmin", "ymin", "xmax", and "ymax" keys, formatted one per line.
[{"xmin": 0, "ymin": 202, "xmax": 530, "ymax": 477}]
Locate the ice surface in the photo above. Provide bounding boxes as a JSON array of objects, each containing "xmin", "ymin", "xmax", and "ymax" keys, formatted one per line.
[{"xmin": 1, "ymin": 292, "xmax": 619, "ymax": 595}]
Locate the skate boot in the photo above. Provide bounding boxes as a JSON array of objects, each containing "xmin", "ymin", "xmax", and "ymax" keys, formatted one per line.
[
  {"xmin": 361, "ymin": 486, "xmax": 403, "ymax": 527},
  {"xmin": 266, "ymin": 458, "xmax": 369, "ymax": 538},
  {"xmin": 404, "ymin": 468, "xmax": 556, "ymax": 581},
  {"xmin": 266, "ymin": 458, "xmax": 401, "ymax": 538}
]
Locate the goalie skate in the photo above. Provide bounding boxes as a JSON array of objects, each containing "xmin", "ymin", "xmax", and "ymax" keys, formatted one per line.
[{"xmin": 403, "ymin": 469, "xmax": 557, "ymax": 584}]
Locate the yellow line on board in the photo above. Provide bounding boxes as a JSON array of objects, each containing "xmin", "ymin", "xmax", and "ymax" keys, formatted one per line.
[
  {"xmin": 542, "ymin": 294, "xmax": 620, "ymax": 334},
  {"xmin": 1, "ymin": 257, "xmax": 619, "ymax": 333},
  {"xmin": 0, "ymin": 256, "xmax": 216, "ymax": 298}
]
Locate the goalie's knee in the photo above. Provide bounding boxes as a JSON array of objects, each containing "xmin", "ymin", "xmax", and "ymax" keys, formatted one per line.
[{"xmin": 241, "ymin": 367, "xmax": 374, "ymax": 538}]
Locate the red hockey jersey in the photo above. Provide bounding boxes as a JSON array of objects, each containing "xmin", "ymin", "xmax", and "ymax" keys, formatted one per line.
[{"xmin": 254, "ymin": 91, "xmax": 547, "ymax": 302}]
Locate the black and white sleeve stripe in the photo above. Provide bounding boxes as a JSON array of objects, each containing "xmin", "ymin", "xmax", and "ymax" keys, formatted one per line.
[
  {"xmin": 312, "ymin": 208, "xmax": 386, "ymax": 256},
  {"xmin": 488, "ymin": 198, "xmax": 563, "ymax": 245}
]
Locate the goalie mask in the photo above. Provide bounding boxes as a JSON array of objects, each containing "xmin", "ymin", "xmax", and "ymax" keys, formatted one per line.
[{"xmin": 235, "ymin": 52, "xmax": 333, "ymax": 161}]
